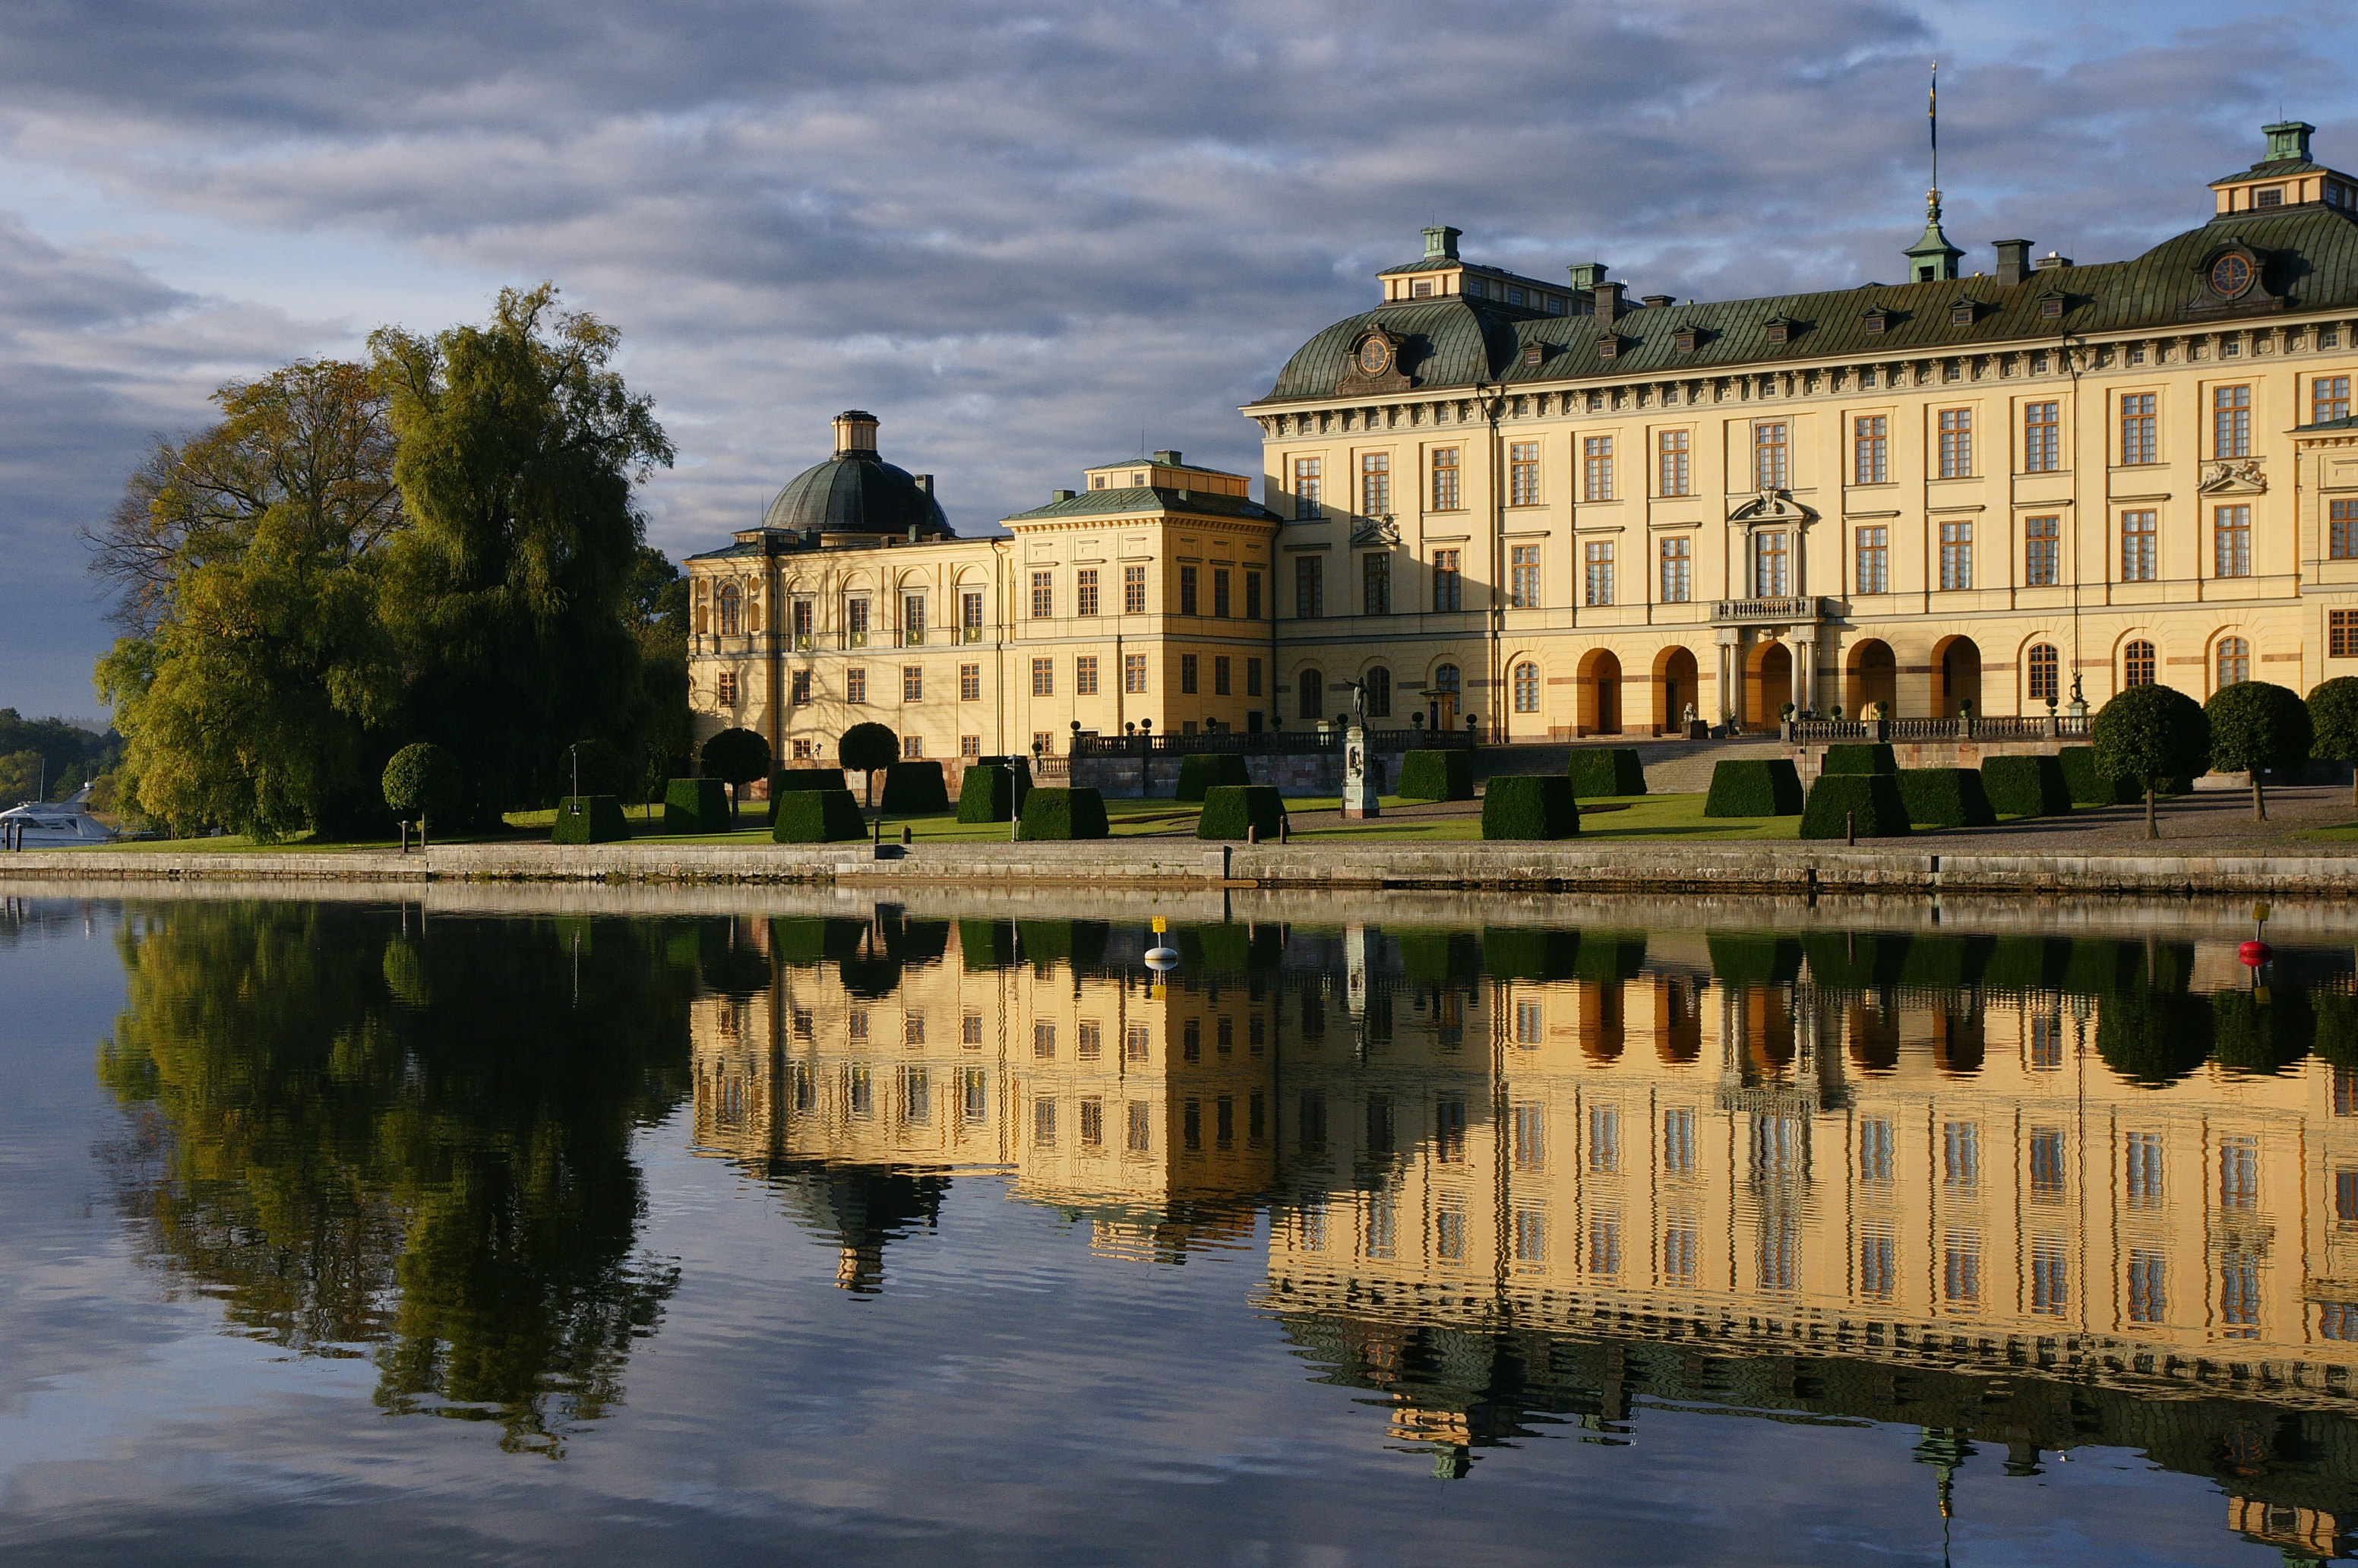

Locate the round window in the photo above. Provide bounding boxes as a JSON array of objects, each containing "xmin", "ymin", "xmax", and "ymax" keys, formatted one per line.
[
  {"xmin": 1356, "ymin": 337, "xmax": 1392, "ymax": 376},
  {"xmin": 2211, "ymin": 253, "xmax": 2254, "ymax": 299}
]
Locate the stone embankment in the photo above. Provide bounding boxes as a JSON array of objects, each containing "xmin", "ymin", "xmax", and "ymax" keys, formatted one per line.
[{"xmin": 8, "ymin": 839, "xmax": 2358, "ymax": 896}]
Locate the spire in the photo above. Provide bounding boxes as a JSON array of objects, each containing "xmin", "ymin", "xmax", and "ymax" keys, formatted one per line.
[{"xmin": 1906, "ymin": 64, "xmax": 1963, "ymax": 282}]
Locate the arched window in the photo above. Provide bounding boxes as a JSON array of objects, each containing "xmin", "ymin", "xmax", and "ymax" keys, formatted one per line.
[
  {"xmin": 1514, "ymin": 662, "xmax": 1541, "ymax": 713},
  {"xmin": 2123, "ymin": 640, "xmax": 2156, "ymax": 688},
  {"xmin": 718, "ymin": 583, "xmax": 742, "ymax": 637},
  {"xmin": 1299, "ymin": 669, "xmax": 1323, "ymax": 722},
  {"xmin": 2217, "ymin": 636, "xmax": 2251, "ymax": 689},
  {"xmin": 2026, "ymin": 643, "xmax": 2059, "ymax": 704},
  {"xmin": 1364, "ymin": 667, "xmax": 1392, "ymax": 718},
  {"xmin": 1434, "ymin": 663, "xmax": 1461, "ymax": 695}
]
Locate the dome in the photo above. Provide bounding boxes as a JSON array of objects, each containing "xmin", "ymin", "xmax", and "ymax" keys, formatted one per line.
[{"xmin": 761, "ymin": 410, "xmax": 950, "ymax": 538}]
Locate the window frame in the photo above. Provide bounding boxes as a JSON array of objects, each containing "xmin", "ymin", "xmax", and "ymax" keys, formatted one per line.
[{"xmin": 2119, "ymin": 510, "xmax": 2157, "ymax": 583}]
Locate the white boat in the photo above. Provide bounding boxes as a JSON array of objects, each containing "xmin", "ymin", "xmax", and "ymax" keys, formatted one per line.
[{"xmin": 0, "ymin": 785, "xmax": 120, "ymax": 846}]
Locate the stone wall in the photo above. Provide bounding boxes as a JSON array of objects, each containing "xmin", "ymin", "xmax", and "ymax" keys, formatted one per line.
[
  {"xmin": 1071, "ymin": 751, "xmax": 1358, "ymax": 798},
  {"xmin": 1781, "ymin": 737, "xmax": 2066, "ymax": 786}
]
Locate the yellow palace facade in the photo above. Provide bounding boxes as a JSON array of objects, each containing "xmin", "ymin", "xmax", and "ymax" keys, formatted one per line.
[{"xmin": 1244, "ymin": 122, "xmax": 2358, "ymax": 738}]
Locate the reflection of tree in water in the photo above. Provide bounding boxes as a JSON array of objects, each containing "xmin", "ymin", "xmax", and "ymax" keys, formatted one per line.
[
  {"xmin": 768, "ymin": 1162, "xmax": 950, "ymax": 1294},
  {"xmin": 96, "ymin": 901, "xmax": 699, "ymax": 1455}
]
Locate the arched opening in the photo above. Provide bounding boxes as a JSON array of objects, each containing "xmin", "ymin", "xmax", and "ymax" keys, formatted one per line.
[
  {"xmin": 1429, "ymin": 663, "xmax": 1461, "ymax": 732},
  {"xmin": 1654, "ymin": 646, "xmax": 1699, "ymax": 735},
  {"xmin": 718, "ymin": 582, "xmax": 742, "ymax": 637},
  {"xmin": 1846, "ymin": 639, "xmax": 1895, "ymax": 719},
  {"xmin": 2025, "ymin": 643, "xmax": 2060, "ymax": 708},
  {"xmin": 2121, "ymin": 639, "xmax": 2156, "ymax": 688},
  {"xmin": 1746, "ymin": 642, "xmax": 1791, "ymax": 727},
  {"xmin": 1298, "ymin": 669, "xmax": 1324, "ymax": 722},
  {"xmin": 1577, "ymin": 649, "xmax": 1623, "ymax": 735},
  {"xmin": 1511, "ymin": 659, "xmax": 1541, "ymax": 721},
  {"xmin": 2216, "ymin": 635, "xmax": 2251, "ymax": 690},
  {"xmin": 1931, "ymin": 635, "xmax": 1981, "ymax": 717}
]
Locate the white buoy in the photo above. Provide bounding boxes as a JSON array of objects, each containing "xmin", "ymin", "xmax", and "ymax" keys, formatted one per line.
[{"xmin": 1145, "ymin": 947, "xmax": 1179, "ymax": 972}]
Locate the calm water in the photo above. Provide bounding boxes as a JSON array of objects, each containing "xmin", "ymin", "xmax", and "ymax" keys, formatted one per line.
[{"xmin": 0, "ymin": 889, "xmax": 2353, "ymax": 1565}]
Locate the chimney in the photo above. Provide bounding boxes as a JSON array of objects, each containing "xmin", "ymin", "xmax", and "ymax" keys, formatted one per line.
[
  {"xmin": 1993, "ymin": 239, "xmax": 2032, "ymax": 287},
  {"xmin": 1591, "ymin": 280, "xmax": 1624, "ymax": 326},
  {"xmin": 2035, "ymin": 250, "xmax": 2075, "ymax": 270},
  {"xmin": 832, "ymin": 409, "xmax": 879, "ymax": 456},
  {"xmin": 1641, "ymin": 294, "xmax": 1674, "ymax": 309},
  {"xmin": 1052, "ymin": 488, "xmax": 1076, "ymax": 502},
  {"xmin": 1422, "ymin": 225, "xmax": 1462, "ymax": 261},
  {"xmin": 1152, "ymin": 449, "xmax": 1182, "ymax": 466}
]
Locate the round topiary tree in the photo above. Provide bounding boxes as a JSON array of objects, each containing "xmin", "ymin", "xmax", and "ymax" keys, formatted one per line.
[
  {"xmin": 2091, "ymin": 684, "xmax": 2210, "ymax": 839},
  {"xmin": 2310, "ymin": 676, "xmax": 2358, "ymax": 808},
  {"xmin": 381, "ymin": 742, "xmax": 463, "ymax": 844},
  {"xmin": 839, "ymin": 721, "xmax": 899, "ymax": 808},
  {"xmin": 2206, "ymin": 679, "xmax": 2312, "ymax": 822},
  {"xmin": 700, "ymin": 726, "xmax": 773, "ymax": 828}
]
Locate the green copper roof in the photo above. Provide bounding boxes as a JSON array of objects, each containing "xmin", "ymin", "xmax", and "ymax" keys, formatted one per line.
[
  {"xmin": 1254, "ymin": 206, "xmax": 2358, "ymax": 406},
  {"xmin": 1004, "ymin": 486, "xmax": 1281, "ymax": 524}
]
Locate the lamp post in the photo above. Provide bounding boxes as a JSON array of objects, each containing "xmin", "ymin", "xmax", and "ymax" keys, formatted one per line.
[{"xmin": 568, "ymin": 743, "xmax": 581, "ymax": 817}]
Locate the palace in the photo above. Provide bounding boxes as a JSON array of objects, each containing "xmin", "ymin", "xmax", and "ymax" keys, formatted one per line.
[{"xmin": 690, "ymin": 120, "xmax": 2358, "ymax": 767}]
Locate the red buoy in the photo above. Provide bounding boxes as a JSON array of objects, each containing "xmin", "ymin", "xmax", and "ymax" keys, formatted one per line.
[{"xmin": 2239, "ymin": 940, "xmax": 2272, "ymax": 967}]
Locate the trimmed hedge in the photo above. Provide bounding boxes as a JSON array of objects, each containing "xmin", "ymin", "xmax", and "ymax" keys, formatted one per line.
[
  {"xmin": 1481, "ymin": 775, "xmax": 1581, "ymax": 839},
  {"xmin": 1174, "ymin": 753, "xmax": 1250, "ymax": 801},
  {"xmin": 663, "ymin": 777, "xmax": 730, "ymax": 834},
  {"xmin": 1705, "ymin": 933, "xmax": 1803, "ymax": 987},
  {"xmin": 770, "ymin": 789, "xmax": 868, "ymax": 842},
  {"xmin": 2056, "ymin": 745, "xmax": 2136, "ymax": 806},
  {"xmin": 880, "ymin": 760, "xmax": 950, "ymax": 814},
  {"xmin": 1800, "ymin": 773, "xmax": 1912, "ymax": 839},
  {"xmin": 1566, "ymin": 747, "xmax": 1647, "ymax": 798},
  {"xmin": 550, "ymin": 795, "xmax": 631, "ymax": 843},
  {"xmin": 956, "ymin": 761, "xmax": 1013, "ymax": 823},
  {"xmin": 1822, "ymin": 743, "xmax": 1897, "ymax": 776},
  {"xmin": 1702, "ymin": 757, "xmax": 1804, "ymax": 817},
  {"xmin": 1982, "ymin": 754, "xmax": 2073, "ymax": 818},
  {"xmin": 1016, "ymin": 786, "xmax": 1110, "ymax": 840},
  {"xmin": 1482, "ymin": 928, "xmax": 1579, "ymax": 982},
  {"xmin": 1197, "ymin": 784, "xmax": 1289, "ymax": 840},
  {"xmin": 1397, "ymin": 749, "xmax": 1474, "ymax": 801},
  {"xmin": 767, "ymin": 768, "xmax": 848, "ymax": 824},
  {"xmin": 1895, "ymin": 767, "xmax": 1997, "ymax": 828}
]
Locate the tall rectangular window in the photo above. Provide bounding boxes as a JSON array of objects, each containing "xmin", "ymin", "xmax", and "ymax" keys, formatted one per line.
[
  {"xmin": 2316, "ymin": 375, "xmax": 2353, "ymax": 425},
  {"xmin": 846, "ymin": 598, "xmax": 870, "ymax": 642},
  {"xmin": 902, "ymin": 665, "xmax": 922, "ymax": 703},
  {"xmin": 1076, "ymin": 568, "xmax": 1098, "ymax": 617},
  {"xmin": 1244, "ymin": 571, "xmax": 1262, "ymax": 621},
  {"xmin": 1938, "ymin": 408, "xmax": 1973, "ymax": 478},
  {"xmin": 1855, "ymin": 525, "xmax": 1889, "ymax": 594},
  {"xmin": 2214, "ymin": 384, "xmax": 2252, "ymax": 457},
  {"xmin": 792, "ymin": 598, "xmax": 814, "ymax": 640},
  {"xmin": 1246, "ymin": 657, "xmax": 1261, "ymax": 697},
  {"xmin": 959, "ymin": 663, "xmax": 980, "ymax": 700},
  {"xmin": 1754, "ymin": 422, "xmax": 1788, "ymax": 490},
  {"xmin": 2221, "ymin": 1136, "xmax": 2259, "ymax": 1210},
  {"xmin": 1664, "ymin": 1212, "xmax": 1699, "ymax": 1285},
  {"xmin": 1943, "ymin": 1231, "xmax": 1981, "ymax": 1307},
  {"xmin": 1030, "ymin": 571, "xmax": 1053, "ymax": 619},
  {"xmin": 2025, "ymin": 515, "xmax": 2059, "ymax": 586},
  {"xmin": 1361, "ymin": 553, "xmax": 1389, "ymax": 615},
  {"xmin": 2120, "ymin": 393, "xmax": 2157, "ymax": 464},
  {"xmin": 1753, "ymin": 530, "xmax": 1788, "ymax": 596},
  {"xmin": 1359, "ymin": 452, "xmax": 1389, "ymax": 517},
  {"xmin": 1854, "ymin": 414, "xmax": 1889, "ymax": 483},
  {"xmin": 1030, "ymin": 658, "xmax": 1054, "ymax": 697},
  {"xmin": 1430, "ymin": 446, "xmax": 1460, "ymax": 510},
  {"xmin": 901, "ymin": 594, "xmax": 926, "ymax": 643},
  {"xmin": 1658, "ymin": 429, "xmax": 1690, "ymax": 495},
  {"xmin": 1432, "ymin": 548, "xmax": 1462, "ymax": 612},
  {"xmin": 1292, "ymin": 457, "xmax": 1323, "ymax": 519},
  {"xmin": 846, "ymin": 666, "xmax": 867, "ymax": 704},
  {"xmin": 2023, "ymin": 400, "xmax": 2060, "ymax": 473},
  {"xmin": 2126, "ymin": 1132, "xmax": 2164, "ymax": 1209},
  {"xmin": 2334, "ymin": 500, "xmax": 2358, "ymax": 560},
  {"xmin": 1582, "ymin": 435, "xmax": 1614, "ymax": 501},
  {"xmin": 2120, "ymin": 510, "xmax": 2157, "ymax": 582},
  {"xmin": 1212, "ymin": 656, "xmax": 1230, "ymax": 696},
  {"xmin": 2221, "ymin": 1251, "xmax": 2260, "ymax": 1336},
  {"xmin": 2129, "ymin": 1250, "xmax": 2167, "ymax": 1323},
  {"xmin": 1860, "ymin": 1119, "xmax": 1895, "ymax": 1184},
  {"xmin": 1124, "ymin": 653, "xmax": 1146, "ymax": 693},
  {"xmin": 1178, "ymin": 565, "xmax": 1197, "ymax": 615},
  {"xmin": 1180, "ymin": 654, "xmax": 1197, "ymax": 694},
  {"xmin": 1585, "ymin": 540, "xmax": 1614, "ymax": 606},
  {"xmin": 1943, "ymin": 1121, "xmax": 1980, "ymax": 1187},
  {"xmin": 2031, "ymin": 1243, "xmax": 2069, "ymax": 1315},
  {"xmin": 1122, "ymin": 565, "xmax": 1146, "ymax": 615},
  {"xmin": 1510, "ymin": 544, "xmax": 1540, "ymax": 608},
  {"xmin": 1860, "ymin": 1230, "xmax": 1897, "ymax": 1299},
  {"xmin": 1661, "ymin": 1108, "xmax": 1696, "ymax": 1176},
  {"xmin": 1939, "ymin": 520, "xmax": 1973, "ymax": 590},
  {"xmin": 961, "ymin": 590, "xmax": 983, "ymax": 640},
  {"xmin": 1212, "ymin": 568, "xmax": 1231, "ymax": 618},
  {"xmin": 1509, "ymin": 441, "xmax": 1541, "ymax": 505},
  {"xmin": 1076, "ymin": 656, "xmax": 1098, "ymax": 696},
  {"xmin": 1295, "ymin": 555, "xmax": 1323, "ymax": 618},
  {"xmin": 1660, "ymin": 536, "xmax": 1691, "ymax": 603},
  {"xmin": 2030, "ymin": 1128, "xmax": 2067, "ymax": 1197},
  {"xmin": 791, "ymin": 669, "xmax": 811, "ymax": 706},
  {"xmin": 2214, "ymin": 504, "xmax": 2251, "ymax": 577}
]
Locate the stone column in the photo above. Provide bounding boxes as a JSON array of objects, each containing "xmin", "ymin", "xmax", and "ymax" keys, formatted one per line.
[
  {"xmin": 1792, "ymin": 635, "xmax": 1816, "ymax": 713},
  {"xmin": 1715, "ymin": 631, "xmax": 1740, "ymax": 727}
]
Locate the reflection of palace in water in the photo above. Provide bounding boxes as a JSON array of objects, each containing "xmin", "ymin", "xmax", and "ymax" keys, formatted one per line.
[{"xmin": 691, "ymin": 912, "xmax": 2358, "ymax": 1561}]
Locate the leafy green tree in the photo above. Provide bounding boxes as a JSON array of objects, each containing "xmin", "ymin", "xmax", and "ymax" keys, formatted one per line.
[
  {"xmin": 93, "ymin": 360, "xmax": 406, "ymax": 839},
  {"xmin": 839, "ymin": 721, "xmax": 899, "ymax": 808},
  {"xmin": 371, "ymin": 285, "xmax": 673, "ymax": 825},
  {"xmin": 2310, "ymin": 676, "xmax": 2358, "ymax": 808},
  {"xmin": 0, "ymin": 749, "xmax": 41, "ymax": 808},
  {"xmin": 2206, "ymin": 679, "xmax": 2312, "ymax": 821},
  {"xmin": 699, "ymin": 726, "xmax": 771, "ymax": 826},
  {"xmin": 382, "ymin": 741, "xmax": 463, "ymax": 841},
  {"xmin": 2092, "ymin": 684, "xmax": 2211, "ymax": 839}
]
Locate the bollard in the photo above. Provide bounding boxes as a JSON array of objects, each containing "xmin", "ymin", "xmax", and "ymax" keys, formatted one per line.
[
  {"xmin": 400, "ymin": 820, "xmax": 409, "ymax": 855},
  {"xmin": 901, "ymin": 824, "xmax": 912, "ymax": 846},
  {"xmin": 1279, "ymin": 817, "xmax": 1289, "ymax": 844},
  {"xmin": 419, "ymin": 819, "xmax": 428, "ymax": 852},
  {"xmin": 1247, "ymin": 825, "xmax": 1259, "ymax": 845},
  {"xmin": 1846, "ymin": 810, "xmax": 1855, "ymax": 846}
]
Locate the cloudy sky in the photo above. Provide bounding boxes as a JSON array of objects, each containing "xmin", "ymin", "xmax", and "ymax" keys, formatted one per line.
[{"xmin": 2, "ymin": 0, "xmax": 2353, "ymax": 720}]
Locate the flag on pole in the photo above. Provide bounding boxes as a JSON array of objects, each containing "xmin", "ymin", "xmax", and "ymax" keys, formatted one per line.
[{"xmin": 1930, "ymin": 64, "xmax": 1937, "ymax": 153}]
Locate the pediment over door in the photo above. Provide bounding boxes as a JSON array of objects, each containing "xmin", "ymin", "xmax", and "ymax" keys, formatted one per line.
[{"xmin": 1727, "ymin": 490, "xmax": 1817, "ymax": 527}]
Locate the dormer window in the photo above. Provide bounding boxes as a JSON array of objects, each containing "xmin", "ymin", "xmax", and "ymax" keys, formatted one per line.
[
  {"xmin": 2256, "ymin": 186, "xmax": 2284, "ymax": 208},
  {"xmin": 1131, "ymin": 472, "xmax": 1146, "ymax": 485},
  {"xmin": 1411, "ymin": 279, "xmax": 1433, "ymax": 298},
  {"xmin": 1545, "ymin": 296, "xmax": 1565, "ymax": 315},
  {"xmin": 1092, "ymin": 476, "xmax": 1106, "ymax": 488},
  {"xmin": 1765, "ymin": 316, "xmax": 1794, "ymax": 346},
  {"xmin": 1507, "ymin": 287, "xmax": 1525, "ymax": 305},
  {"xmin": 1863, "ymin": 307, "xmax": 1889, "ymax": 334},
  {"xmin": 1522, "ymin": 344, "xmax": 1544, "ymax": 367},
  {"xmin": 1950, "ymin": 299, "xmax": 1977, "ymax": 327},
  {"xmin": 1596, "ymin": 334, "xmax": 1620, "ymax": 361},
  {"xmin": 2038, "ymin": 291, "xmax": 2066, "ymax": 321},
  {"xmin": 1674, "ymin": 325, "xmax": 1699, "ymax": 352}
]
